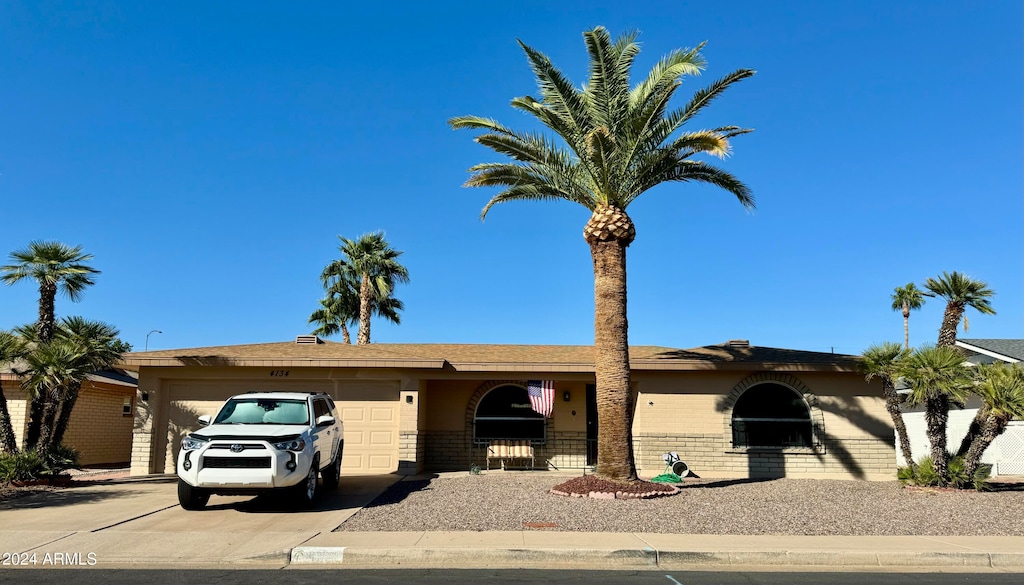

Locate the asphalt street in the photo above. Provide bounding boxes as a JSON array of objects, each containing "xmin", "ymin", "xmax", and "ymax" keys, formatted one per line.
[{"xmin": 3, "ymin": 571, "xmax": 1022, "ymax": 584}]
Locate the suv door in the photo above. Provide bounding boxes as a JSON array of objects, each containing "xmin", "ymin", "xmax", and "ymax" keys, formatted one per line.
[{"xmin": 312, "ymin": 397, "xmax": 334, "ymax": 465}]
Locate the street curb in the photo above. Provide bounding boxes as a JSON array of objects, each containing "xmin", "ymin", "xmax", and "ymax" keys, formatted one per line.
[
  {"xmin": 288, "ymin": 546, "xmax": 1024, "ymax": 570},
  {"xmin": 291, "ymin": 547, "xmax": 659, "ymax": 568}
]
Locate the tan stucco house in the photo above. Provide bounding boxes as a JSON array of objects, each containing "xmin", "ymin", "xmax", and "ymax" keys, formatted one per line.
[
  {"xmin": 1, "ymin": 369, "xmax": 137, "ymax": 466},
  {"xmin": 119, "ymin": 337, "xmax": 895, "ymax": 481}
]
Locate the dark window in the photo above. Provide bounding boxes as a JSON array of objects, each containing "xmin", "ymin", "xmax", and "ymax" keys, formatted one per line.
[
  {"xmin": 731, "ymin": 383, "xmax": 813, "ymax": 448},
  {"xmin": 313, "ymin": 399, "xmax": 329, "ymax": 420},
  {"xmin": 474, "ymin": 385, "xmax": 544, "ymax": 442}
]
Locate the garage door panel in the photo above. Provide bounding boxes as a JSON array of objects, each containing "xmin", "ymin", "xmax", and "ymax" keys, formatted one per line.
[
  {"xmin": 370, "ymin": 431, "xmax": 394, "ymax": 446},
  {"xmin": 342, "ymin": 408, "xmax": 366, "ymax": 422},
  {"xmin": 339, "ymin": 400, "xmax": 398, "ymax": 474},
  {"xmin": 370, "ymin": 408, "xmax": 394, "ymax": 422}
]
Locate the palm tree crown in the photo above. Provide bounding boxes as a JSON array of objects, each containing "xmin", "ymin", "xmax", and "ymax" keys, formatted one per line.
[
  {"xmin": 1, "ymin": 241, "xmax": 99, "ymax": 342},
  {"xmin": 891, "ymin": 282, "xmax": 927, "ymax": 349},
  {"xmin": 924, "ymin": 271, "xmax": 995, "ymax": 347},
  {"xmin": 450, "ymin": 27, "xmax": 755, "ymax": 223},
  {"xmin": 451, "ymin": 27, "xmax": 754, "ymax": 482},
  {"xmin": 321, "ymin": 232, "xmax": 409, "ymax": 345}
]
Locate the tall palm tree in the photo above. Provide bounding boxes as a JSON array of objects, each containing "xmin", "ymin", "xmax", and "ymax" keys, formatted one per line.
[
  {"xmin": 1, "ymin": 241, "xmax": 99, "ymax": 343},
  {"xmin": 861, "ymin": 342, "xmax": 914, "ymax": 472},
  {"xmin": 450, "ymin": 27, "xmax": 754, "ymax": 481},
  {"xmin": 924, "ymin": 271, "xmax": 995, "ymax": 348},
  {"xmin": 959, "ymin": 363, "xmax": 1024, "ymax": 480},
  {"xmin": 891, "ymin": 283, "xmax": 927, "ymax": 349},
  {"xmin": 0, "ymin": 330, "xmax": 27, "ymax": 454},
  {"xmin": 898, "ymin": 345, "xmax": 973, "ymax": 485},
  {"xmin": 322, "ymin": 232, "xmax": 409, "ymax": 345}
]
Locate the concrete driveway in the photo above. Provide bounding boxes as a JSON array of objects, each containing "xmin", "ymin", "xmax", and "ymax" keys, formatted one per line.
[{"xmin": 0, "ymin": 474, "xmax": 400, "ymax": 566}]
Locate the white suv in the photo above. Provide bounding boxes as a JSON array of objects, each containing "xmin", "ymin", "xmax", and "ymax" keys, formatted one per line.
[{"xmin": 176, "ymin": 392, "xmax": 344, "ymax": 510}]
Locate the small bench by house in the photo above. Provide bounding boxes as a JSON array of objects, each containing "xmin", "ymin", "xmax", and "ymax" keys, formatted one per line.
[{"xmin": 486, "ymin": 439, "xmax": 535, "ymax": 470}]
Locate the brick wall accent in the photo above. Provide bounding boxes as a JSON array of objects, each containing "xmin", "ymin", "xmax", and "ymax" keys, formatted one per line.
[
  {"xmin": 635, "ymin": 432, "xmax": 894, "ymax": 480},
  {"xmin": 423, "ymin": 429, "xmax": 591, "ymax": 472},
  {"xmin": 62, "ymin": 383, "xmax": 135, "ymax": 466},
  {"xmin": 131, "ymin": 386, "xmax": 158, "ymax": 475},
  {"xmin": 4, "ymin": 387, "xmax": 29, "ymax": 451}
]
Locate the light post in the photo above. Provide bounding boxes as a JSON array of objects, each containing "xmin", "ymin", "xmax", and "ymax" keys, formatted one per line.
[{"xmin": 145, "ymin": 330, "xmax": 162, "ymax": 352}]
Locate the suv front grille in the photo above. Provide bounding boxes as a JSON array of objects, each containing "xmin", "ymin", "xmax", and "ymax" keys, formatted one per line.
[
  {"xmin": 202, "ymin": 456, "xmax": 272, "ymax": 469},
  {"xmin": 207, "ymin": 443, "xmax": 267, "ymax": 451}
]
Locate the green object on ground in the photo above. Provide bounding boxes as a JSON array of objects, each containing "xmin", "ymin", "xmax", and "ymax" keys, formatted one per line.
[{"xmin": 651, "ymin": 473, "xmax": 682, "ymax": 484}]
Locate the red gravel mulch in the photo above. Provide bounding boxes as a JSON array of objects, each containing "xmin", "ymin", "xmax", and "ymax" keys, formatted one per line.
[{"xmin": 550, "ymin": 475, "xmax": 679, "ymax": 499}]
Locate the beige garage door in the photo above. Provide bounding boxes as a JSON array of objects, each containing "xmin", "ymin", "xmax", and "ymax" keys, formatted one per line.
[
  {"xmin": 163, "ymin": 379, "xmax": 399, "ymax": 475},
  {"xmin": 340, "ymin": 401, "xmax": 398, "ymax": 473}
]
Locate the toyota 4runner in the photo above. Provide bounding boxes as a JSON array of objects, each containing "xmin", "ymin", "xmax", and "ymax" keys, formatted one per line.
[{"xmin": 176, "ymin": 391, "xmax": 344, "ymax": 510}]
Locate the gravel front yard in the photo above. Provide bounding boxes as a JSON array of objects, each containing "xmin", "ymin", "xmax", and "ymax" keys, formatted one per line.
[{"xmin": 336, "ymin": 474, "xmax": 1024, "ymax": 536}]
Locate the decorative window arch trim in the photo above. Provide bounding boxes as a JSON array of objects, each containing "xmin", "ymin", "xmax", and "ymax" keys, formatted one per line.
[
  {"xmin": 466, "ymin": 380, "xmax": 554, "ymax": 444},
  {"xmin": 721, "ymin": 372, "xmax": 826, "ymax": 452}
]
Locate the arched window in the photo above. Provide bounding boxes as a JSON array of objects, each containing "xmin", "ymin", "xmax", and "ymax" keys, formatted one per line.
[
  {"xmin": 473, "ymin": 384, "xmax": 545, "ymax": 443},
  {"xmin": 731, "ymin": 383, "xmax": 813, "ymax": 448}
]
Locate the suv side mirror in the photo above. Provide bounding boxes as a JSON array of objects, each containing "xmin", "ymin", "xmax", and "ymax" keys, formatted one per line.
[
  {"xmin": 316, "ymin": 414, "xmax": 335, "ymax": 428},
  {"xmin": 198, "ymin": 415, "xmax": 212, "ymax": 426}
]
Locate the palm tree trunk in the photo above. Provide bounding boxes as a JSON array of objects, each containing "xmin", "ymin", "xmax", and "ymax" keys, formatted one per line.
[
  {"xmin": 37, "ymin": 282, "xmax": 58, "ymax": 342},
  {"xmin": 35, "ymin": 393, "xmax": 60, "ymax": 453},
  {"xmin": 883, "ymin": 383, "xmax": 914, "ymax": 472},
  {"xmin": 925, "ymin": 394, "xmax": 951, "ymax": 484},
  {"xmin": 50, "ymin": 383, "xmax": 81, "ymax": 448},
  {"xmin": 962, "ymin": 415, "xmax": 1005, "ymax": 481},
  {"xmin": 24, "ymin": 394, "xmax": 47, "ymax": 450},
  {"xmin": 357, "ymin": 273, "xmax": 372, "ymax": 345},
  {"xmin": 589, "ymin": 238, "xmax": 637, "ymax": 482},
  {"xmin": 0, "ymin": 383, "xmax": 19, "ymax": 454},
  {"xmin": 341, "ymin": 324, "xmax": 351, "ymax": 345},
  {"xmin": 902, "ymin": 305, "xmax": 910, "ymax": 349},
  {"xmin": 937, "ymin": 301, "xmax": 965, "ymax": 347},
  {"xmin": 956, "ymin": 406, "xmax": 989, "ymax": 458}
]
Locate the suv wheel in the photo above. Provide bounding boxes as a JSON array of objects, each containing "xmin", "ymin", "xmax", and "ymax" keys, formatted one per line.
[
  {"xmin": 292, "ymin": 456, "xmax": 319, "ymax": 506},
  {"xmin": 178, "ymin": 479, "xmax": 210, "ymax": 510},
  {"xmin": 322, "ymin": 443, "xmax": 343, "ymax": 490}
]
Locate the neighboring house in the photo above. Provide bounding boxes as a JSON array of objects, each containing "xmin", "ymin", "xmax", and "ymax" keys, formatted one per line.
[
  {"xmin": 956, "ymin": 338, "xmax": 1023, "ymax": 364},
  {"xmin": 0, "ymin": 368, "xmax": 138, "ymax": 466},
  {"xmin": 896, "ymin": 339, "xmax": 1024, "ymax": 476},
  {"xmin": 120, "ymin": 337, "xmax": 897, "ymax": 481}
]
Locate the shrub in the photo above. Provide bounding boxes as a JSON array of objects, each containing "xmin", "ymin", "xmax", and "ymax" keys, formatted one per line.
[
  {"xmin": 897, "ymin": 454, "xmax": 991, "ymax": 491},
  {"xmin": 0, "ymin": 450, "xmax": 46, "ymax": 482},
  {"xmin": 44, "ymin": 444, "xmax": 80, "ymax": 476},
  {"xmin": 0, "ymin": 445, "xmax": 80, "ymax": 483}
]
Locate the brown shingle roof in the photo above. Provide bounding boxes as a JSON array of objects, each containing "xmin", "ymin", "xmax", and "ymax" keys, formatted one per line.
[{"xmin": 118, "ymin": 340, "xmax": 859, "ymax": 372}]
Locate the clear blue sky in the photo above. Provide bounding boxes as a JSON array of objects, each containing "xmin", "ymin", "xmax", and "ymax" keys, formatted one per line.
[{"xmin": 1, "ymin": 0, "xmax": 1021, "ymax": 355}]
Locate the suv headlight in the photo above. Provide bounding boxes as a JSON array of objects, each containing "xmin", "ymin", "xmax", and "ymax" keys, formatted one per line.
[
  {"xmin": 181, "ymin": 435, "xmax": 209, "ymax": 451},
  {"xmin": 273, "ymin": 438, "xmax": 306, "ymax": 452}
]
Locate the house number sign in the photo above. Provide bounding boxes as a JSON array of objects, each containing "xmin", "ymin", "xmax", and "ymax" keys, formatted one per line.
[{"xmin": 269, "ymin": 370, "xmax": 290, "ymax": 377}]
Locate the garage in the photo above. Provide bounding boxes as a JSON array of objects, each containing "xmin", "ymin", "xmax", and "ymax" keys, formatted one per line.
[{"xmin": 155, "ymin": 377, "xmax": 400, "ymax": 475}]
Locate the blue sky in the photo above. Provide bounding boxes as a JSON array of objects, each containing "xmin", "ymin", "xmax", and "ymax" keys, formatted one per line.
[{"xmin": 1, "ymin": 0, "xmax": 1021, "ymax": 355}]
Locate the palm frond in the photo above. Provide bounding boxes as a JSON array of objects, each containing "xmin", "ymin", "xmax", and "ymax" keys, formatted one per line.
[
  {"xmin": 515, "ymin": 40, "xmax": 592, "ymax": 136},
  {"xmin": 654, "ymin": 69, "xmax": 755, "ymax": 141}
]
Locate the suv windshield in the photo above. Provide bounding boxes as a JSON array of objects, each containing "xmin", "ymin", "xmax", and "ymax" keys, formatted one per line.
[{"xmin": 214, "ymin": 398, "xmax": 310, "ymax": 425}]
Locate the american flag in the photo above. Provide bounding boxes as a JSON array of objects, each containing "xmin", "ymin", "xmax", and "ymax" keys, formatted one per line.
[{"xmin": 527, "ymin": 380, "xmax": 554, "ymax": 418}]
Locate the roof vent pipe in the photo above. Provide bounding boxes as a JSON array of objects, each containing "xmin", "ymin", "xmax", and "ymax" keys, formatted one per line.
[{"xmin": 295, "ymin": 335, "xmax": 322, "ymax": 345}]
